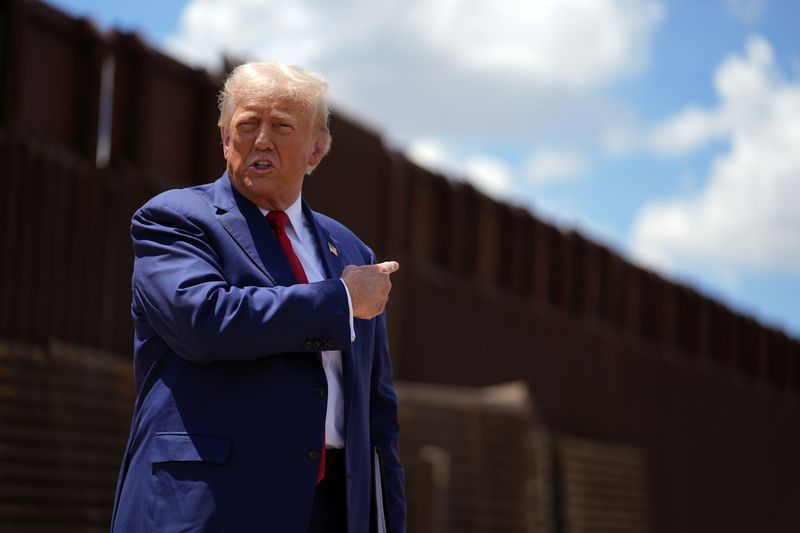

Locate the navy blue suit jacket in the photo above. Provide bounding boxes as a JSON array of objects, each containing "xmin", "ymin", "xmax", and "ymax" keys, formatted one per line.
[{"xmin": 111, "ymin": 174, "xmax": 405, "ymax": 532}]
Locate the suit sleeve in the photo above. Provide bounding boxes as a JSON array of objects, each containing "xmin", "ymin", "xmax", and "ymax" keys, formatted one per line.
[
  {"xmin": 131, "ymin": 198, "xmax": 351, "ymax": 365},
  {"xmin": 369, "ymin": 310, "xmax": 406, "ymax": 533}
]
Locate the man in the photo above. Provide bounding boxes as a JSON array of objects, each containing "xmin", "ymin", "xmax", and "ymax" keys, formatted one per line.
[{"xmin": 111, "ymin": 62, "xmax": 405, "ymax": 533}]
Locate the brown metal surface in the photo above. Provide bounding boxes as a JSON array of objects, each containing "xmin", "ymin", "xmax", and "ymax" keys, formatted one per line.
[
  {"xmin": 0, "ymin": 340, "xmax": 134, "ymax": 531},
  {"xmin": 2, "ymin": 1, "xmax": 800, "ymax": 532},
  {"xmin": 558, "ymin": 437, "xmax": 650, "ymax": 533},
  {"xmin": 396, "ymin": 381, "xmax": 545, "ymax": 533}
]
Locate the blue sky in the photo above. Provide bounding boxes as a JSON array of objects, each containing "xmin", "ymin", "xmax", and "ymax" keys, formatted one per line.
[{"xmin": 51, "ymin": 0, "xmax": 800, "ymax": 338}]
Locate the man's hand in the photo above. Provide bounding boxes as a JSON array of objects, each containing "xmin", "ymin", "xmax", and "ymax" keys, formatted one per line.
[{"xmin": 341, "ymin": 261, "xmax": 400, "ymax": 320}]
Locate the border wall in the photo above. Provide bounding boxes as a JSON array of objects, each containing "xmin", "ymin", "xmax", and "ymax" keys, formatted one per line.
[{"xmin": 2, "ymin": 1, "xmax": 800, "ymax": 531}]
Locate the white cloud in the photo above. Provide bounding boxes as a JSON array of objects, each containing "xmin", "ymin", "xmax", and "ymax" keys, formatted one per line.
[
  {"xmin": 524, "ymin": 149, "xmax": 588, "ymax": 185},
  {"xmin": 168, "ymin": 0, "xmax": 662, "ymax": 87},
  {"xmin": 632, "ymin": 35, "xmax": 800, "ymax": 276},
  {"xmin": 648, "ymin": 106, "xmax": 726, "ymax": 156},
  {"xmin": 165, "ymin": 0, "xmax": 662, "ymax": 145},
  {"xmin": 725, "ymin": 0, "xmax": 767, "ymax": 25},
  {"xmin": 404, "ymin": 0, "xmax": 662, "ymax": 89},
  {"xmin": 406, "ymin": 138, "xmax": 453, "ymax": 174},
  {"xmin": 407, "ymin": 138, "xmax": 513, "ymax": 200},
  {"xmin": 649, "ymin": 35, "xmax": 781, "ymax": 158},
  {"xmin": 464, "ymin": 156, "xmax": 514, "ymax": 199},
  {"xmin": 601, "ymin": 118, "xmax": 643, "ymax": 156}
]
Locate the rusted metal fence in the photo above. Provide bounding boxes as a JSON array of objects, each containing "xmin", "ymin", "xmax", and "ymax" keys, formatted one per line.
[
  {"xmin": 0, "ymin": 340, "xmax": 134, "ymax": 532},
  {"xmin": 397, "ymin": 381, "xmax": 548, "ymax": 533},
  {"xmin": 2, "ymin": 1, "xmax": 800, "ymax": 531}
]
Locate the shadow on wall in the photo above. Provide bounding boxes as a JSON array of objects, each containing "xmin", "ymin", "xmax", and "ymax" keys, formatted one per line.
[{"xmin": 397, "ymin": 380, "xmax": 651, "ymax": 533}]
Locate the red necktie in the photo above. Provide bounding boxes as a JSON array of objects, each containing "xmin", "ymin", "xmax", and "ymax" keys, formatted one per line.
[{"xmin": 266, "ymin": 211, "xmax": 326, "ymax": 484}]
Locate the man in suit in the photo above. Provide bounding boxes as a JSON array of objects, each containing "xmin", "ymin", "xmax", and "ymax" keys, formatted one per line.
[{"xmin": 111, "ymin": 62, "xmax": 405, "ymax": 533}]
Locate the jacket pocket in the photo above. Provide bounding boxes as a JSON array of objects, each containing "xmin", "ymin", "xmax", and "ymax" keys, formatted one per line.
[
  {"xmin": 150, "ymin": 433, "xmax": 231, "ymax": 464},
  {"xmin": 149, "ymin": 433, "xmax": 229, "ymax": 529}
]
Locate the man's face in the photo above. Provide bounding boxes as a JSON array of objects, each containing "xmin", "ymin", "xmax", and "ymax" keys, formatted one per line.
[{"xmin": 221, "ymin": 96, "xmax": 325, "ymax": 211}]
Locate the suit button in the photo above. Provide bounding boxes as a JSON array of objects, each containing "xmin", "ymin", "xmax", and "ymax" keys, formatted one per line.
[
  {"xmin": 304, "ymin": 340, "xmax": 313, "ymax": 350},
  {"xmin": 312, "ymin": 340, "xmax": 322, "ymax": 350},
  {"xmin": 307, "ymin": 450, "xmax": 321, "ymax": 462},
  {"xmin": 314, "ymin": 387, "xmax": 327, "ymax": 400}
]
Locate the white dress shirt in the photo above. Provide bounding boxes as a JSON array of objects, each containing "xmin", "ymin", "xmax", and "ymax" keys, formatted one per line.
[{"xmin": 259, "ymin": 196, "xmax": 353, "ymax": 449}]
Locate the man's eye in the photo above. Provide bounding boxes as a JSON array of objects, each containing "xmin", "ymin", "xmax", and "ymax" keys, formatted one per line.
[
  {"xmin": 237, "ymin": 122, "xmax": 256, "ymax": 131},
  {"xmin": 275, "ymin": 123, "xmax": 292, "ymax": 130}
]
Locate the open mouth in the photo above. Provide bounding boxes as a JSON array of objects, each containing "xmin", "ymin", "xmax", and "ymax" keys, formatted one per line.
[{"xmin": 252, "ymin": 160, "xmax": 273, "ymax": 171}]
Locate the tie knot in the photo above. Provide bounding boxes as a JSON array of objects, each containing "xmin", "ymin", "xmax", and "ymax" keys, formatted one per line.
[{"xmin": 266, "ymin": 210, "xmax": 289, "ymax": 231}]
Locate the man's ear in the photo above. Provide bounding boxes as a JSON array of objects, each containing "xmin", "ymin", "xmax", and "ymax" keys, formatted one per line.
[
  {"xmin": 220, "ymin": 127, "xmax": 230, "ymax": 159},
  {"xmin": 308, "ymin": 136, "xmax": 328, "ymax": 168}
]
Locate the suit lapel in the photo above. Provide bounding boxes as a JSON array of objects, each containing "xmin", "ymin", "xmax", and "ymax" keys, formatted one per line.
[
  {"xmin": 303, "ymin": 201, "xmax": 345, "ymax": 281},
  {"xmin": 211, "ymin": 174, "xmax": 298, "ymax": 288}
]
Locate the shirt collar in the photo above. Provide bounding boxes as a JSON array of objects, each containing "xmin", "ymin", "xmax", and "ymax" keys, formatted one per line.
[{"xmin": 258, "ymin": 195, "xmax": 307, "ymax": 244}]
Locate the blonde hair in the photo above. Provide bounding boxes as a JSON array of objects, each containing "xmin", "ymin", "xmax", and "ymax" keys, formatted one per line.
[{"xmin": 218, "ymin": 62, "xmax": 332, "ymax": 160}]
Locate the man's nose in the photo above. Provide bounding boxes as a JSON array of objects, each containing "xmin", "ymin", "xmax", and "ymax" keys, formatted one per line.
[{"xmin": 254, "ymin": 124, "xmax": 274, "ymax": 150}]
